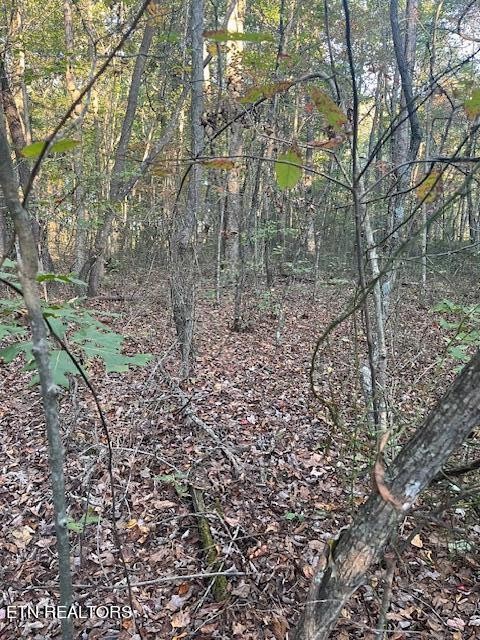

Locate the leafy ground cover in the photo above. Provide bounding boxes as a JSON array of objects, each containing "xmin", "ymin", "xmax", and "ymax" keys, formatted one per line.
[{"xmin": 0, "ymin": 276, "xmax": 479, "ymax": 639}]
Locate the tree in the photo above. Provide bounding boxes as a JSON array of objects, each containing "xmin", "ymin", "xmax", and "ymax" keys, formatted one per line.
[
  {"xmin": 1, "ymin": 1, "xmax": 480, "ymax": 635},
  {"xmin": 295, "ymin": 347, "xmax": 480, "ymax": 639},
  {"xmin": 86, "ymin": 1, "xmax": 158, "ymax": 295},
  {"xmin": 0, "ymin": 105, "xmax": 73, "ymax": 640},
  {"xmin": 170, "ymin": 0, "xmax": 205, "ymax": 377}
]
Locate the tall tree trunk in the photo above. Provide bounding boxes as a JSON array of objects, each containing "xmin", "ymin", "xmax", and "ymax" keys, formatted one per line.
[
  {"xmin": 88, "ymin": 5, "xmax": 156, "ymax": 295},
  {"xmin": 170, "ymin": 0, "xmax": 204, "ymax": 377},
  {"xmin": 0, "ymin": 59, "xmax": 54, "ymax": 272},
  {"xmin": 10, "ymin": 7, "xmax": 32, "ymax": 143},
  {"xmin": 0, "ymin": 105, "xmax": 73, "ymax": 640},
  {"xmin": 224, "ymin": 0, "xmax": 247, "ymax": 330},
  {"xmin": 384, "ymin": 0, "xmax": 421, "ymax": 311},
  {"xmin": 86, "ymin": 1, "xmax": 186, "ymax": 296},
  {"xmin": 63, "ymin": 0, "xmax": 91, "ymax": 277},
  {"xmin": 224, "ymin": 0, "xmax": 246, "ymax": 270},
  {"xmin": 421, "ymin": 2, "xmax": 443, "ymax": 290},
  {"xmin": 363, "ymin": 70, "xmax": 388, "ymax": 433}
]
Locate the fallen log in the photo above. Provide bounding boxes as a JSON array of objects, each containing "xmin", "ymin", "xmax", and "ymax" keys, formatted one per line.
[{"xmin": 189, "ymin": 485, "xmax": 229, "ymax": 602}]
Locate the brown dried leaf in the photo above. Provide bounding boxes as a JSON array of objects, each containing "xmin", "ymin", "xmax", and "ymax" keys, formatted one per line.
[
  {"xmin": 410, "ymin": 534, "xmax": 423, "ymax": 549},
  {"xmin": 272, "ymin": 614, "xmax": 289, "ymax": 640},
  {"xmin": 171, "ymin": 610, "xmax": 191, "ymax": 628}
]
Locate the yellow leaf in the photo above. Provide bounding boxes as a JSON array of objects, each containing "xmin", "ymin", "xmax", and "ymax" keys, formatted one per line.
[
  {"xmin": 411, "ymin": 534, "xmax": 423, "ymax": 548},
  {"xmin": 309, "ymin": 88, "xmax": 348, "ymax": 130},
  {"xmin": 207, "ymin": 43, "xmax": 217, "ymax": 56},
  {"xmin": 146, "ymin": 1, "xmax": 163, "ymax": 16},
  {"xmin": 146, "ymin": 2, "xmax": 168, "ymax": 25},
  {"xmin": 125, "ymin": 519, "xmax": 138, "ymax": 529},
  {"xmin": 203, "ymin": 158, "xmax": 236, "ymax": 170},
  {"xmin": 416, "ymin": 171, "xmax": 442, "ymax": 204},
  {"xmin": 275, "ymin": 148, "xmax": 302, "ymax": 190},
  {"xmin": 12, "ymin": 525, "xmax": 35, "ymax": 547},
  {"xmin": 240, "ymin": 80, "xmax": 293, "ymax": 104}
]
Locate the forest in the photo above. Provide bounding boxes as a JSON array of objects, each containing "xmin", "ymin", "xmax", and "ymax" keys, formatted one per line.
[{"xmin": 1, "ymin": 0, "xmax": 480, "ymax": 638}]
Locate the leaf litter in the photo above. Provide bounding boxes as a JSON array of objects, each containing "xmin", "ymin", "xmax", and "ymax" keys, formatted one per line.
[{"xmin": 0, "ymin": 275, "xmax": 479, "ymax": 639}]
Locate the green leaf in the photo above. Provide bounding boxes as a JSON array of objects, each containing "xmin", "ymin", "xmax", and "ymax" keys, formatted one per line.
[
  {"xmin": 155, "ymin": 472, "xmax": 188, "ymax": 497},
  {"xmin": 67, "ymin": 273, "xmax": 88, "ymax": 287},
  {"xmin": 438, "ymin": 318, "xmax": 458, "ymax": 330},
  {"xmin": 19, "ymin": 141, "xmax": 45, "ymax": 158},
  {"xmin": 285, "ymin": 511, "xmax": 305, "ymax": 522},
  {"xmin": 37, "ymin": 273, "xmax": 70, "ymax": 284},
  {"xmin": 21, "ymin": 348, "xmax": 79, "ymax": 387},
  {"xmin": 0, "ymin": 272, "xmax": 20, "ymax": 286},
  {"xmin": 203, "ymin": 29, "xmax": 274, "ymax": 43},
  {"xmin": 464, "ymin": 88, "xmax": 480, "ymax": 119},
  {"xmin": 416, "ymin": 171, "xmax": 442, "ymax": 204},
  {"xmin": 66, "ymin": 519, "xmax": 83, "ymax": 533},
  {"xmin": 240, "ymin": 80, "xmax": 292, "ymax": 104},
  {"xmin": 20, "ymin": 138, "xmax": 79, "ymax": 159},
  {"xmin": 0, "ymin": 324, "xmax": 26, "ymax": 340},
  {"xmin": 155, "ymin": 32, "xmax": 180, "ymax": 44},
  {"xmin": 43, "ymin": 304, "xmax": 95, "ymax": 323},
  {"xmin": 50, "ymin": 139, "xmax": 80, "ymax": 154},
  {"xmin": 275, "ymin": 149, "xmax": 302, "ymax": 190},
  {"xmin": 433, "ymin": 299, "xmax": 457, "ymax": 313},
  {"xmin": 36, "ymin": 272, "xmax": 87, "ymax": 287},
  {"xmin": 49, "ymin": 350, "xmax": 82, "ymax": 387},
  {"xmin": 156, "ymin": 474, "xmax": 176, "ymax": 484},
  {"xmin": 0, "ymin": 298, "xmax": 24, "ymax": 314},
  {"xmin": 448, "ymin": 345, "xmax": 470, "ymax": 362},
  {"xmin": 47, "ymin": 317, "xmax": 68, "ymax": 339},
  {"xmin": 71, "ymin": 325, "xmax": 152, "ymax": 373},
  {"xmin": 0, "ymin": 341, "xmax": 32, "ymax": 363},
  {"xmin": 0, "ymin": 296, "xmax": 151, "ymax": 388},
  {"xmin": 448, "ymin": 539, "xmax": 474, "ymax": 553},
  {"xmin": 67, "ymin": 511, "xmax": 100, "ymax": 533}
]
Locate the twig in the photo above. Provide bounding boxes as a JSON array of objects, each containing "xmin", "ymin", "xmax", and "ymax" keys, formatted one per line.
[
  {"xmin": 433, "ymin": 457, "xmax": 480, "ymax": 481},
  {"xmin": 375, "ymin": 550, "xmax": 396, "ymax": 640},
  {"xmin": 158, "ymin": 363, "xmax": 243, "ymax": 474},
  {"xmin": 70, "ymin": 570, "xmax": 245, "ymax": 590}
]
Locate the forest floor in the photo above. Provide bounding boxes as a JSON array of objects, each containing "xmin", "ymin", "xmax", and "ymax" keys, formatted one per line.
[{"xmin": 1, "ymin": 272, "xmax": 479, "ymax": 640}]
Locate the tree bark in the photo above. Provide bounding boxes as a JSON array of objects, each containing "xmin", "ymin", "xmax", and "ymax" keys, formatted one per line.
[
  {"xmin": 0, "ymin": 105, "xmax": 73, "ymax": 640},
  {"xmin": 224, "ymin": 0, "xmax": 246, "ymax": 273},
  {"xmin": 87, "ymin": 2, "xmax": 187, "ymax": 296},
  {"xmin": 170, "ymin": 0, "xmax": 204, "ymax": 376},
  {"xmin": 63, "ymin": 0, "xmax": 91, "ymax": 277},
  {"xmin": 384, "ymin": 0, "xmax": 421, "ymax": 312},
  {"xmin": 88, "ymin": 5, "xmax": 156, "ymax": 295},
  {"xmin": 0, "ymin": 59, "xmax": 54, "ymax": 272},
  {"xmin": 295, "ymin": 348, "xmax": 480, "ymax": 640}
]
